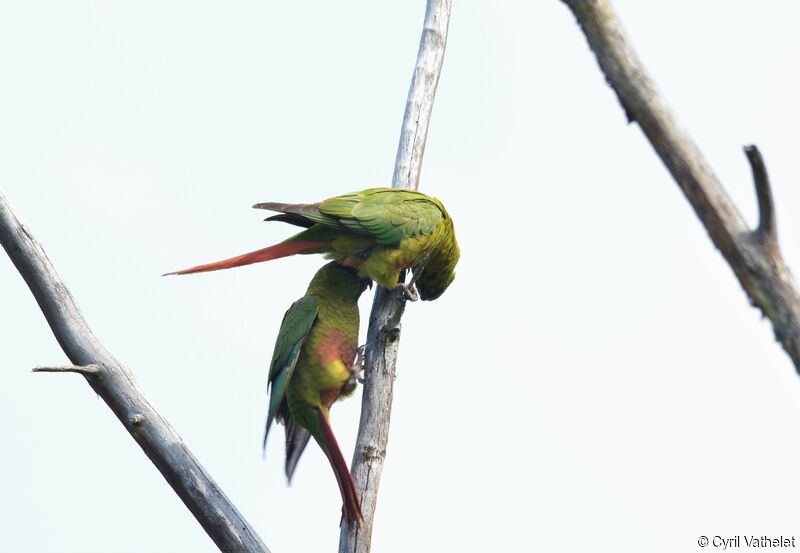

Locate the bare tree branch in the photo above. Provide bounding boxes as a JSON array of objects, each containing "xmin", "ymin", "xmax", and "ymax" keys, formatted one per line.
[
  {"xmin": 0, "ymin": 188, "xmax": 270, "ymax": 553},
  {"xmin": 560, "ymin": 0, "xmax": 800, "ymax": 370},
  {"xmin": 338, "ymin": 1, "xmax": 451, "ymax": 552}
]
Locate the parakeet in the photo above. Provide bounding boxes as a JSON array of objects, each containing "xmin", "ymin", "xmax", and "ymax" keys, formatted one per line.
[
  {"xmin": 166, "ymin": 188, "xmax": 460, "ymax": 301},
  {"xmin": 265, "ymin": 261, "xmax": 370, "ymax": 526}
]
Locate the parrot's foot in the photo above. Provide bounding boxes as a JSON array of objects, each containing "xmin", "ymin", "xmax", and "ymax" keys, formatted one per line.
[
  {"xmin": 397, "ymin": 282, "xmax": 419, "ymax": 302},
  {"xmin": 341, "ymin": 346, "xmax": 366, "ymax": 395},
  {"xmin": 351, "ymin": 345, "xmax": 366, "ymax": 384}
]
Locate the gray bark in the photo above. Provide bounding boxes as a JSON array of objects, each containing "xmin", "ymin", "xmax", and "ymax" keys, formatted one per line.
[
  {"xmin": 561, "ymin": 0, "xmax": 800, "ymax": 370},
  {"xmin": 338, "ymin": 1, "xmax": 451, "ymax": 552},
  {"xmin": 0, "ymin": 188, "xmax": 270, "ymax": 553}
]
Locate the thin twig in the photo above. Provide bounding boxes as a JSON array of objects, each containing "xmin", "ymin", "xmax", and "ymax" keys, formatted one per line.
[
  {"xmin": 0, "ymin": 188, "xmax": 271, "ymax": 553},
  {"xmin": 744, "ymin": 144, "xmax": 777, "ymax": 249},
  {"xmin": 33, "ymin": 364, "xmax": 101, "ymax": 375},
  {"xmin": 561, "ymin": 0, "xmax": 800, "ymax": 370},
  {"xmin": 338, "ymin": 1, "xmax": 451, "ymax": 552}
]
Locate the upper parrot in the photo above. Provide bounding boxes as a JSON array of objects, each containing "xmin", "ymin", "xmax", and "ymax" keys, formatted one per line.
[
  {"xmin": 166, "ymin": 188, "xmax": 460, "ymax": 301},
  {"xmin": 265, "ymin": 261, "xmax": 370, "ymax": 526}
]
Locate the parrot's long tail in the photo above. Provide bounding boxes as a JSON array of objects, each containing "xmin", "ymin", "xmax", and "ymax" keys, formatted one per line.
[
  {"xmin": 317, "ymin": 408, "xmax": 363, "ymax": 526},
  {"xmin": 163, "ymin": 240, "xmax": 327, "ymax": 276}
]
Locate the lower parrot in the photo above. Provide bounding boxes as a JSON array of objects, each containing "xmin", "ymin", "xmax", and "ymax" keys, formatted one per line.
[
  {"xmin": 264, "ymin": 261, "xmax": 370, "ymax": 526},
  {"xmin": 166, "ymin": 188, "xmax": 460, "ymax": 301}
]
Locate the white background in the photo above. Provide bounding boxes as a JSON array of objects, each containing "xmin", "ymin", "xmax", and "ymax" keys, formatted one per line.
[{"xmin": 2, "ymin": 1, "xmax": 800, "ymax": 552}]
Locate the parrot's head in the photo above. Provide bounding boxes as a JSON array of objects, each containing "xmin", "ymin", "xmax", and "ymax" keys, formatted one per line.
[{"xmin": 416, "ymin": 223, "xmax": 460, "ymax": 301}]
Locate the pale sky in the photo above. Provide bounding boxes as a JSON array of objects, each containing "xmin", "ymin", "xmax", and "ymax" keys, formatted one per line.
[{"xmin": 2, "ymin": 2, "xmax": 800, "ymax": 552}]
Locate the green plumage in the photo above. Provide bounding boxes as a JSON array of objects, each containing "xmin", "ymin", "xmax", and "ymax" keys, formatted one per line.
[
  {"xmin": 168, "ymin": 188, "xmax": 460, "ymax": 301},
  {"xmin": 264, "ymin": 262, "xmax": 369, "ymax": 525},
  {"xmin": 257, "ymin": 187, "xmax": 460, "ymax": 300}
]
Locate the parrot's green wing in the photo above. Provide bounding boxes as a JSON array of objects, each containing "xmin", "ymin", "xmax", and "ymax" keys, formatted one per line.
[
  {"xmin": 257, "ymin": 188, "xmax": 448, "ymax": 246},
  {"xmin": 263, "ymin": 295, "xmax": 318, "ymax": 450}
]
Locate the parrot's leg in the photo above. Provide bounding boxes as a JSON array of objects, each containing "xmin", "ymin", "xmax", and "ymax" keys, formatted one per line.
[{"xmin": 397, "ymin": 282, "xmax": 419, "ymax": 302}]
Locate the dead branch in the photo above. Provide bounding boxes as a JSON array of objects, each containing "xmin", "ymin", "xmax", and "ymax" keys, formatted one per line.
[
  {"xmin": 0, "ymin": 188, "xmax": 270, "ymax": 553},
  {"xmin": 338, "ymin": 1, "xmax": 452, "ymax": 552},
  {"xmin": 561, "ymin": 0, "xmax": 800, "ymax": 370}
]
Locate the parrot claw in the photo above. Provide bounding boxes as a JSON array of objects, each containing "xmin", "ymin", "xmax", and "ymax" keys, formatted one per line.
[
  {"xmin": 347, "ymin": 345, "xmax": 367, "ymax": 386},
  {"xmin": 397, "ymin": 282, "xmax": 419, "ymax": 302},
  {"xmin": 351, "ymin": 345, "xmax": 366, "ymax": 371},
  {"xmin": 356, "ymin": 344, "xmax": 366, "ymax": 365}
]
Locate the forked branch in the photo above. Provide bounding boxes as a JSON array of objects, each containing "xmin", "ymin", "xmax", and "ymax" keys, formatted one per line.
[
  {"xmin": 0, "ymin": 189, "xmax": 270, "ymax": 553},
  {"xmin": 561, "ymin": 0, "xmax": 800, "ymax": 369},
  {"xmin": 338, "ymin": 1, "xmax": 452, "ymax": 552}
]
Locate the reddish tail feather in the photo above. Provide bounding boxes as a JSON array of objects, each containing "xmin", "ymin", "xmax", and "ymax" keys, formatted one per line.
[
  {"xmin": 163, "ymin": 240, "xmax": 327, "ymax": 276},
  {"xmin": 317, "ymin": 408, "xmax": 363, "ymax": 526}
]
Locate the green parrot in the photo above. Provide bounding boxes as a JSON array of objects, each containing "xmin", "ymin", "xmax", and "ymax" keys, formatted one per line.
[
  {"xmin": 166, "ymin": 188, "xmax": 460, "ymax": 301},
  {"xmin": 265, "ymin": 261, "xmax": 370, "ymax": 526}
]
